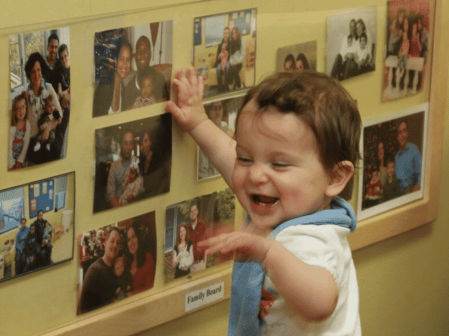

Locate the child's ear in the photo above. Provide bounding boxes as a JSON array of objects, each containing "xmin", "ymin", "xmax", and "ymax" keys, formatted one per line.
[{"xmin": 325, "ymin": 161, "xmax": 354, "ymax": 198}]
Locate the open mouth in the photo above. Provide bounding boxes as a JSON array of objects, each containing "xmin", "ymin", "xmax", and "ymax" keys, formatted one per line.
[{"xmin": 251, "ymin": 194, "xmax": 279, "ymax": 205}]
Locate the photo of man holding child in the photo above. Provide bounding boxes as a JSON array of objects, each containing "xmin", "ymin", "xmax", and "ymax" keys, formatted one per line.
[
  {"xmin": 77, "ymin": 211, "xmax": 157, "ymax": 314},
  {"xmin": 92, "ymin": 21, "xmax": 173, "ymax": 117},
  {"xmin": 359, "ymin": 106, "xmax": 427, "ymax": 219},
  {"xmin": 93, "ymin": 114, "xmax": 172, "ymax": 213}
]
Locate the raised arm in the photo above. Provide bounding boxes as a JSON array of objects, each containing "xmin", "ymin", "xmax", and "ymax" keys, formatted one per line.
[{"xmin": 166, "ymin": 67, "xmax": 236, "ymax": 188}]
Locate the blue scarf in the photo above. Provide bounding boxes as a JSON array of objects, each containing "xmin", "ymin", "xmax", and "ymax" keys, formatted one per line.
[{"xmin": 228, "ymin": 197, "xmax": 356, "ymax": 336}]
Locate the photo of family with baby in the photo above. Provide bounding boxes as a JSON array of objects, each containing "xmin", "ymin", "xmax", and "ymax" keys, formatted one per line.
[
  {"xmin": 92, "ymin": 21, "xmax": 173, "ymax": 117},
  {"xmin": 9, "ymin": 28, "xmax": 71, "ymax": 170},
  {"xmin": 77, "ymin": 211, "xmax": 156, "ymax": 314},
  {"xmin": 164, "ymin": 189, "xmax": 235, "ymax": 283},
  {"xmin": 327, "ymin": 6, "xmax": 377, "ymax": 81},
  {"xmin": 93, "ymin": 114, "xmax": 172, "ymax": 213},
  {"xmin": 359, "ymin": 106, "xmax": 427, "ymax": 219},
  {"xmin": 382, "ymin": 0, "xmax": 430, "ymax": 101}
]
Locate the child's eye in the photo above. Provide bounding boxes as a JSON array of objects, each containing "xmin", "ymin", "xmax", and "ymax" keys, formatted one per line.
[
  {"xmin": 272, "ymin": 162, "xmax": 289, "ymax": 169},
  {"xmin": 237, "ymin": 157, "xmax": 252, "ymax": 165}
]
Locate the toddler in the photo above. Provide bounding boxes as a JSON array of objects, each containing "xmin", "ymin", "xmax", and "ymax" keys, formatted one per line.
[
  {"xmin": 166, "ymin": 68, "xmax": 362, "ymax": 335},
  {"xmin": 383, "ymin": 158, "xmax": 401, "ymax": 201},
  {"xmin": 113, "ymin": 254, "xmax": 132, "ymax": 301},
  {"xmin": 356, "ymin": 33, "xmax": 371, "ymax": 72},
  {"xmin": 119, "ymin": 166, "xmax": 144, "ymax": 205},
  {"xmin": 34, "ymin": 95, "xmax": 62, "ymax": 152},
  {"xmin": 131, "ymin": 68, "xmax": 156, "ymax": 109},
  {"xmin": 364, "ymin": 169, "xmax": 383, "ymax": 208},
  {"xmin": 397, "ymin": 29, "xmax": 410, "ymax": 71},
  {"xmin": 218, "ymin": 42, "xmax": 229, "ymax": 73}
]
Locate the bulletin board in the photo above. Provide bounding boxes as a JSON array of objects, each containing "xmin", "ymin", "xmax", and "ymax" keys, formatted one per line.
[
  {"xmin": 0, "ymin": 0, "xmax": 447, "ymax": 335},
  {"xmin": 28, "ymin": 178, "xmax": 54, "ymax": 218}
]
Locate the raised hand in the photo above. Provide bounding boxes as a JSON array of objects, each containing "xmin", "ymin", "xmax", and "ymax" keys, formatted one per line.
[{"xmin": 166, "ymin": 67, "xmax": 208, "ymax": 132}]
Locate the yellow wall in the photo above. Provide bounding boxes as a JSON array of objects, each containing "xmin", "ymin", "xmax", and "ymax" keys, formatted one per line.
[{"xmin": 0, "ymin": 0, "xmax": 448, "ymax": 335}]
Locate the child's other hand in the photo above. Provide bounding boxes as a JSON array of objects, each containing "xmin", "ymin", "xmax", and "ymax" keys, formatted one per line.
[
  {"xmin": 166, "ymin": 67, "xmax": 208, "ymax": 133},
  {"xmin": 199, "ymin": 230, "xmax": 273, "ymax": 264}
]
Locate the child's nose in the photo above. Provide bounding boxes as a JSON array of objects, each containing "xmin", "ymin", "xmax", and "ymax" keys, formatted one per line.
[{"xmin": 248, "ymin": 163, "xmax": 269, "ymax": 184}]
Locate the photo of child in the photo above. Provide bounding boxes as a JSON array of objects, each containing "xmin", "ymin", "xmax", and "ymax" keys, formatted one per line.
[
  {"xmin": 77, "ymin": 211, "xmax": 157, "ymax": 314},
  {"xmin": 94, "ymin": 114, "xmax": 171, "ymax": 213},
  {"xmin": 327, "ymin": 6, "xmax": 377, "ymax": 81},
  {"xmin": 9, "ymin": 27, "xmax": 71, "ymax": 169},
  {"xmin": 359, "ymin": 104, "xmax": 428, "ymax": 220},
  {"xmin": 164, "ymin": 189, "xmax": 235, "ymax": 283},
  {"xmin": 193, "ymin": 9, "xmax": 257, "ymax": 98},
  {"xmin": 93, "ymin": 21, "xmax": 173, "ymax": 117},
  {"xmin": 382, "ymin": 0, "xmax": 431, "ymax": 101}
]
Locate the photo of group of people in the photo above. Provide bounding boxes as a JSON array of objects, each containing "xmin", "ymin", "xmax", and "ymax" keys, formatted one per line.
[
  {"xmin": 94, "ymin": 114, "xmax": 172, "ymax": 213},
  {"xmin": 93, "ymin": 21, "xmax": 173, "ymax": 117},
  {"xmin": 164, "ymin": 189, "xmax": 235, "ymax": 283},
  {"xmin": 382, "ymin": 0, "xmax": 430, "ymax": 101},
  {"xmin": 0, "ymin": 173, "xmax": 74, "ymax": 282},
  {"xmin": 327, "ymin": 6, "xmax": 377, "ymax": 81},
  {"xmin": 276, "ymin": 41, "xmax": 317, "ymax": 73},
  {"xmin": 358, "ymin": 104, "xmax": 428, "ymax": 220},
  {"xmin": 193, "ymin": 9, "xmax": 257, "ymax": 98},
  {"xmin": 77, "ymin": 211, "xmax": 156, "ymax": 314},
  {"xmin": 197, "ymin": 96, "xmax": 243, "ymax": 181},
  {"xmin": 9, "ymin": 28, "xmax": 71, "ymax": 170}
]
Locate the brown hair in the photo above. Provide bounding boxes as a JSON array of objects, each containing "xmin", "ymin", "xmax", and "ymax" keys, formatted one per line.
[
  {"xmin": 11, "ymin": 93, "xmax": 28, "ymax": 127},
  {"xmin": 176, "ymin": 222, "xmax": 191, "ymax": 246},
  {"xmin": 236, "ymin": 71, "xmax": 361, "ymax": 171}
]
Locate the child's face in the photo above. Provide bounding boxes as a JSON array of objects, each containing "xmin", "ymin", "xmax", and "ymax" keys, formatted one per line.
[
  {"xmin": 221, "ymin": 43, "xmax": 227, "ymax": 52},
  {"xmin": 387, "ymin": 162, "xmax": 395, "ymax": 177},
  {"xmin": 360, "ymin": 37, "xmax": 366, "ymax": 49},
  {"xmin": 60, "ymin": 50, "xmax": 69, "ymax": 68},
  {"xmin": 46, "ymin": 99, "xmax": 55, "ymax": 113},
  {"xmin": 347, "ymin": 36, "xmax": 353, "ymax": 47},
  {"xmin": 45, "ymin": 222, "xmax": 50, "ymax": 229},
  {"xmin": 371, "ymin": 171, "xmax": 378, "ymax": 181},
  {"xmin": 14, "ymin": 99, "xmax": 27, "ymax": 122},
  {"xmin": 141, "ymin": 77, "xmax": 153, "ymax": 99},
  {"xmin": 284, "ymin": 60, "xmax": 294, "ymax": 72},
  {"xmin": 232, "ymin": 100, "xmax": 333, "ymax": 231},
  {"xmin": 209, "ymin": 102, "xmax": 224, "ymax": 126},
  {"xmin": 114, "ymin": 257, "xmax": 125, "ymax": 277}
]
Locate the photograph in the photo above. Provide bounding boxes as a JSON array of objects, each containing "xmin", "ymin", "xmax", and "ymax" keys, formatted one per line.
[
  {"xmin": 0, "ymin": 172, "xmax": 75, "ymax": 283},
  {"xmin": 164, "ymin": 189, "xmax": 235, "ymax": 283},
  {"xmin": 358, "ymin": 103, "xmax": 428, "ymax": 220},
  {"xmin": 77, "ymin": 211, "xmax": 156, "ymax": 314},
  {"xmin": 193, "ymin": 9, "xmax": 257, "ymax": 98},
  {"xmin": 197, "ymin": 96, "xmax": 243, "ymax": 181},
  {"xmin": 94, "ymin": 114, "xmax": 171, "ymax": 213},
  {"xmin": 382, "ymin": 0, "xmax": 431, "ymax": 102},
  {"xmin": 327, "ymin": 6, "xmax": 378, "ymax": 81},
  {"xmin": 93, "ymin": 21, "xmax": 173, "ymax": 117},
  {"xmin": 9, "ymin": 28, "xmax": 71, "ymax": 169},
  {"xmin": 276, "ymin": 41, "xmax": 317, "ymax": 73}
]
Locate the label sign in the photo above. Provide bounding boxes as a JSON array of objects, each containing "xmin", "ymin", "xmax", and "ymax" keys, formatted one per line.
[{"xmin": 185, "ymin": 282, "xmax": 224, "ymax": 312}]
